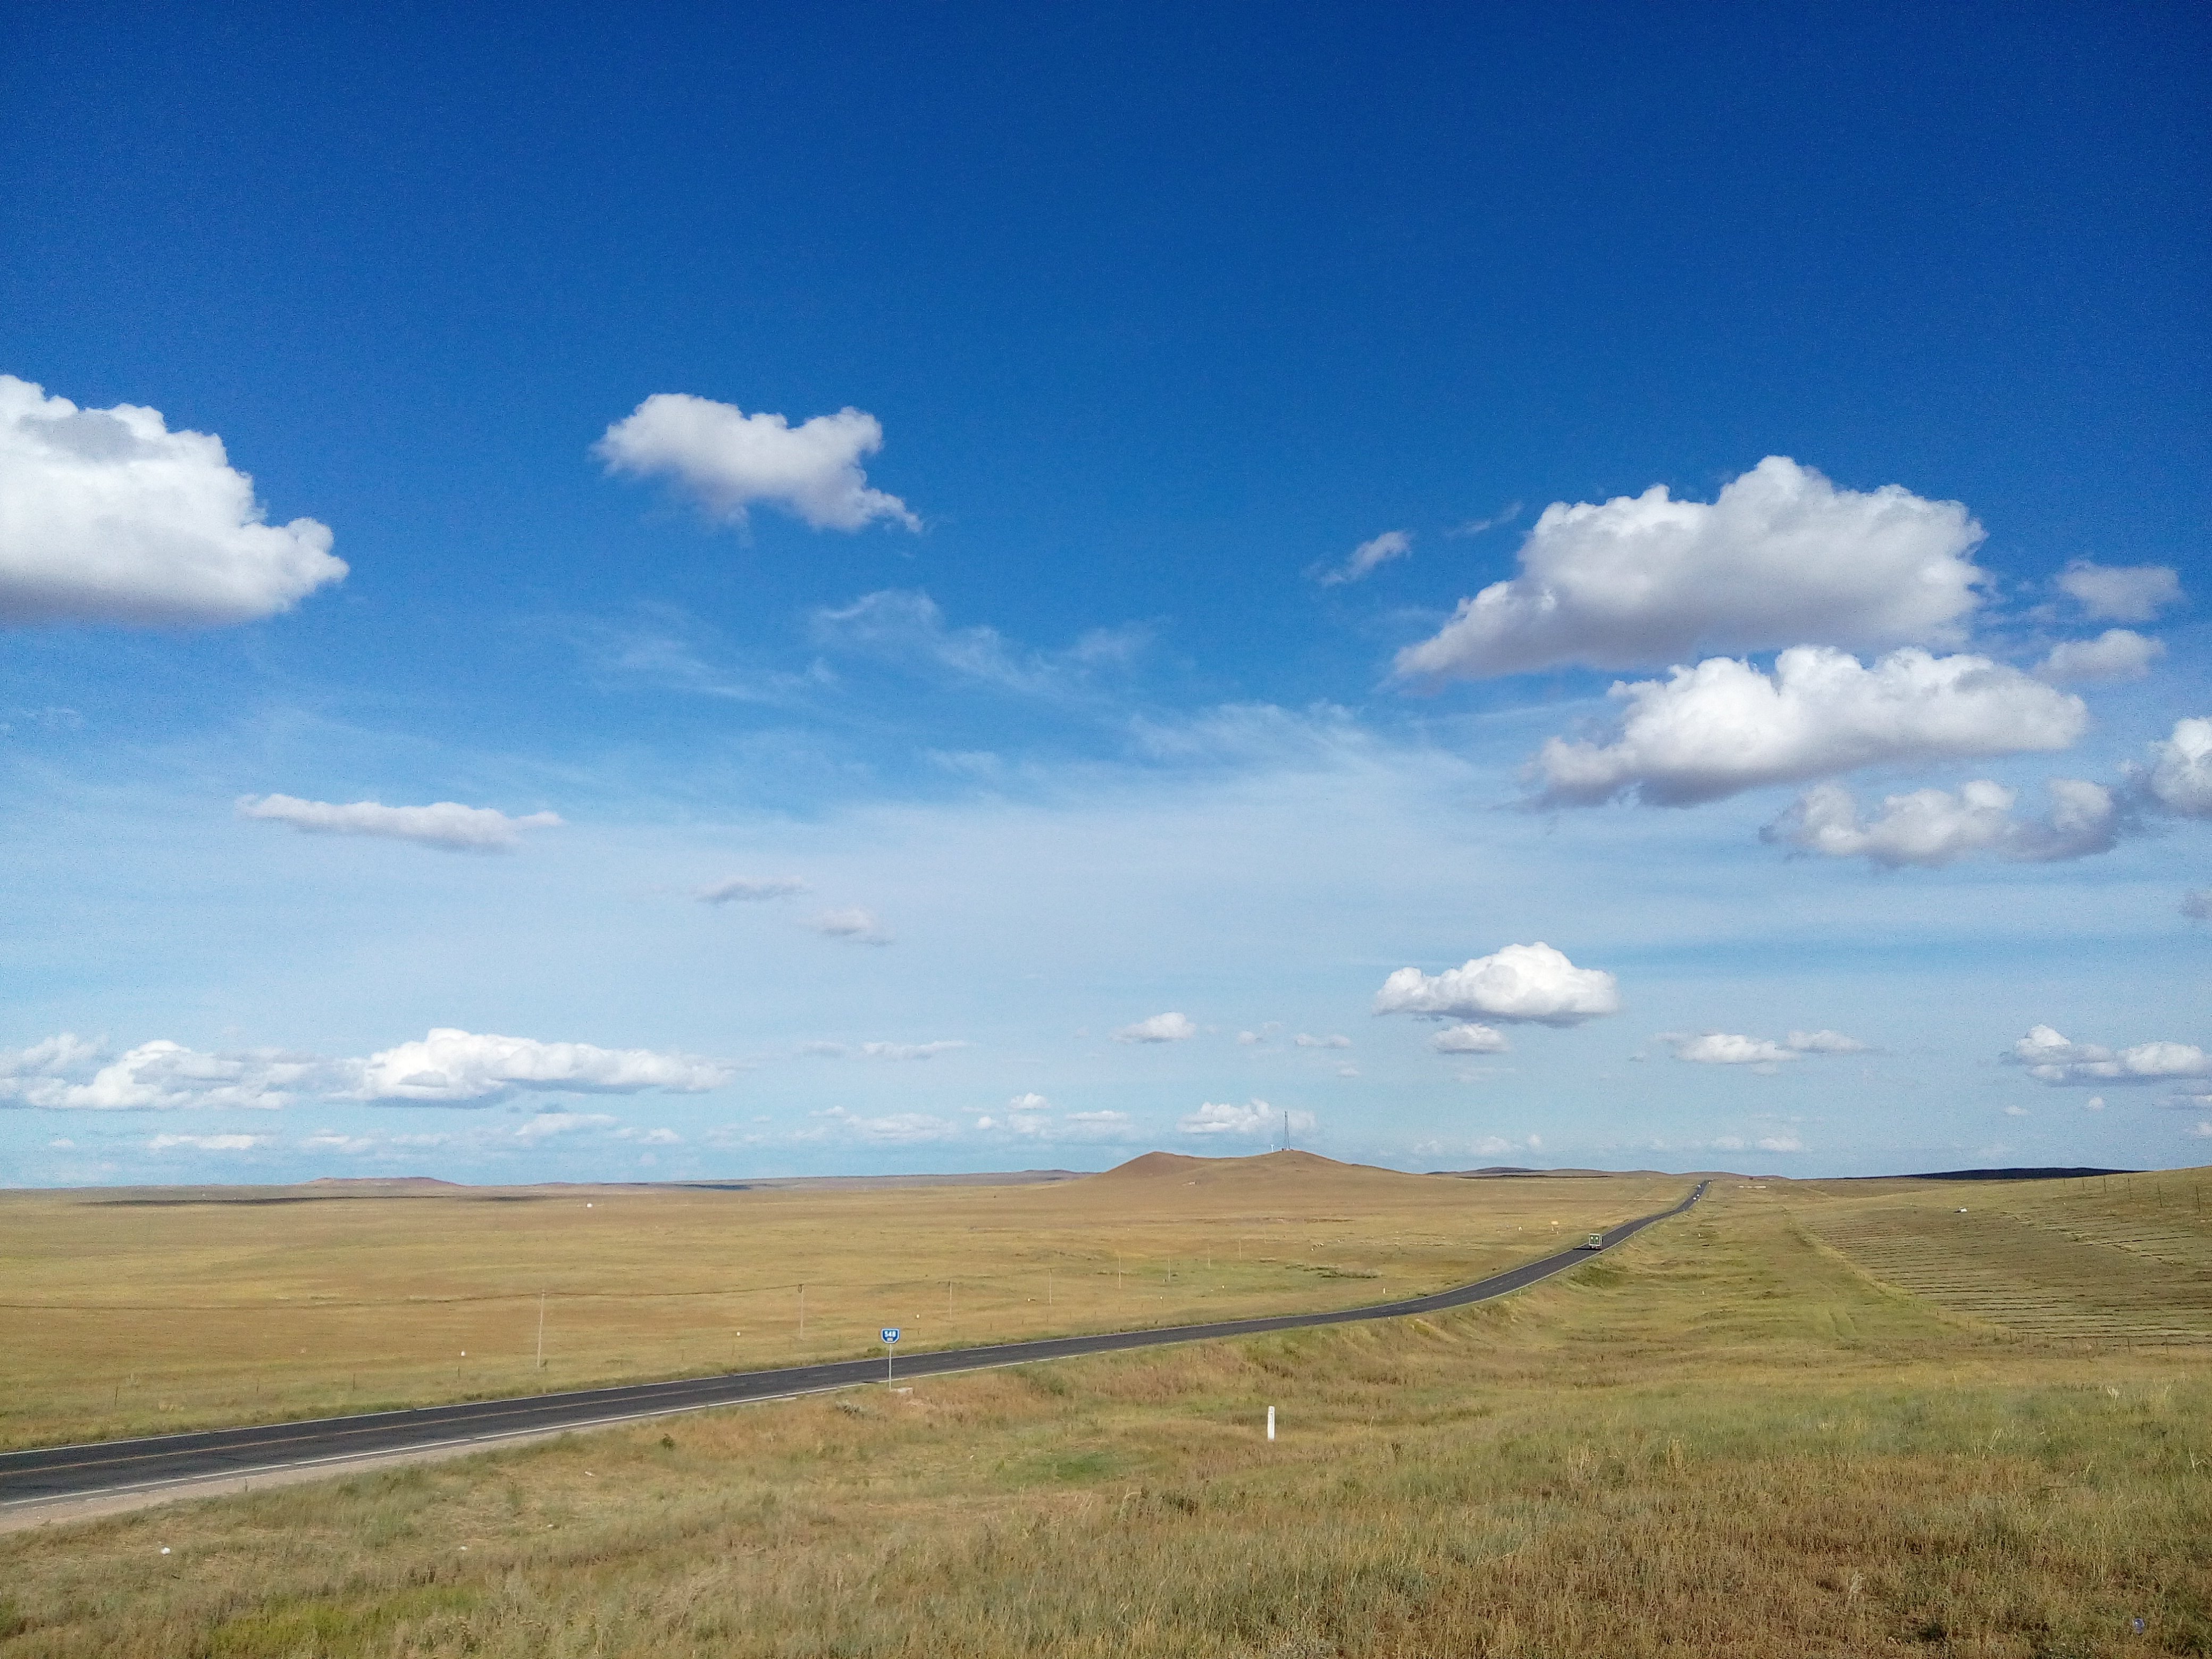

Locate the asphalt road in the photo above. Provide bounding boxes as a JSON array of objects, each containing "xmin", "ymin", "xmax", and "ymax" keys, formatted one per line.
[{"xmin": 1, "ymin": 1180, "xmax": 1703, "ymax": 1511}]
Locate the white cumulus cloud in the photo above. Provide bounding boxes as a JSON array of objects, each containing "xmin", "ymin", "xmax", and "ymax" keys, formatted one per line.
[
  {"xmin": 2006, "ymin": 1025, "xmax": 2211, "ymax": 1087},
  {"xmin": 1373, "ymin": 942, "xmax": 1619, "ymax": 1027},
  {"xmin": 1430, "ymin": 1023, "xmax": 1510, "ymax": 1054},
  {"xmin": 0, "ymin": 1037, "xmax": 318, "ymax": 1110},
  {"xmin": 238, "ymin": 795, "xmax": 563, "ymax": 852},
  {"xmin": 0, "ymin": 1033, "xmax": 103, "ymax": 1082},
  {"xmin": 1293, "ymin": 1033, "xmax": 1352, "ymax": 1049},
  {"xmin": 1765, "ymin": 777, "xmax": 2118, "ymax": 867},
  {"xmin": 0, "ymin": 374, "xmax": 345, "ymax": 626},
  {"xmin": 1668, "ymin": 1033, "xmax": 1797, "ymax": 1065},
  {"xmin": 1755, "ymin": 1135, "xmax": 1805, "ymax": 1153},
  {"xmin": 595, "ymin": 393, "xmax": 917, "ymax": 532},
  {"xmin": 1532, "ymin": 647, "xmax": 2086, "ymax": 808},
  {"xmin": 697, "ymin": 875, "xmax": 806, "ymax": 903},
  {"xmin": 2138, "ymin": 717, "xmax": 2212, "ymax": 818},
  {"xmin": 2034, "ymin": 629, "xmax": 2164, "ymax": 684},
  {"xmin": 976, "ymin": 1094, "xmax": 1067, "ymax": 1137},
  {"xmin": 349, "ymin": 1028, "xmax": 732, "ymax": 1104},
  {"xmin": 1318, "ymin": 530, "xmax": 1412, "ymax": 586},
  {"xmin": 2056, "ymin": 560, "xmax": 2183, "ymax": 623},
  {"xmin": 1178, "ymin": 1099, "xmax": 1313, "ymax": 1137},
  {"xmin": 810, "ymin": 589, "xmax": 1146, "ymax": 698},
  {"xmin": 1661, "ymin": 1029, "xmax": 1866, "ymax": 1066},
  {"xmin": 1115, "ymin": 1012, "xmax": 1198, "ymax": 1044},
  {"xmin": 1394, "ymin": 457, "xmax": 1986, "ymax": 681}
]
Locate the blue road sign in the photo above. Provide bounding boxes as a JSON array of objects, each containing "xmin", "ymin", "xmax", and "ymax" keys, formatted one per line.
[{"xmin": 881, "ymin": 1327, "xmax": 900, "ymax": 1344}]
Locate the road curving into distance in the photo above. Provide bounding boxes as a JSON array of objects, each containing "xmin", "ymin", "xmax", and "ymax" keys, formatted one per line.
[{"xmin": 1, "ymin": 1180, "xmax": 1704, "ymax": 1514}]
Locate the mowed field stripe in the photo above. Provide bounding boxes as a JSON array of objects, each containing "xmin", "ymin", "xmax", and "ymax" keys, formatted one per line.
[
  {"xmin": 0, "ymin": 1184, "xmax": 1703, "ymax": 1508},
  {"xmin": 1796, "ymin": 1174, "xmax": 2212, "ymax": 1344}
]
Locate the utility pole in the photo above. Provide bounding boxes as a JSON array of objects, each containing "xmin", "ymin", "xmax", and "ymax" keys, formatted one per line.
[
  {"xmin": 535, "ymin": 1291, "xmax": 546, "ymax": 1372},
  {"xmin": 798, "ymin": 1283, "xmax": 806, "ymax": 1338},
  {"xmin": 1281, "ymin": 1109, "xmax": 1290, "ymax": 1152}
]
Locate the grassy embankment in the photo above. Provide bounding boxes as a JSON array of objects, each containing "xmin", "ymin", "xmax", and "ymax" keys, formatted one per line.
[
  {"xmin": 3, "ymin": 1160, "xmax": 2209, "ymax": 1656},
  {"xmin": 0, "ymin": 1153, "xmax": 1682, "ymax": 1449}
]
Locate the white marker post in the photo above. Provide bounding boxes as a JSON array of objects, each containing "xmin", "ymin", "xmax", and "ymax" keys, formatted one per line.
[
  {"xmin": 881, "ymin": 1327, "xmax": 900, "ymax": 1388},
  {"xmin": 1267, "ymin": 1405, "xmax": 1276, "ymax": 1442}
]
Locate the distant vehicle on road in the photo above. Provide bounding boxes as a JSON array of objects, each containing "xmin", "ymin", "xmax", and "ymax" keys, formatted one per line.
[{"xmin": 1583, "ymin": 1233, "xmax": 1605, "ymax": 1250}]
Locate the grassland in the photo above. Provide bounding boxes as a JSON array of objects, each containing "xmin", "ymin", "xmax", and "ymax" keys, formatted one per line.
[
  {"xmin": 1787, "ymin": 1168, "xmax": 2212, "ymax": 1343},
  {"xmin": 0, "ymin": 1152, "xmax": 1682, "ymax": 1451},
  {"xmin": 3, "ymin": 1158, "xmax": 2210, "ymax": 1655}
]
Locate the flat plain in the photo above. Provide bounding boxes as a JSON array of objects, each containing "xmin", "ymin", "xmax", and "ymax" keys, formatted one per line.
[
  {"xmin": 0, "ymin": 1151, "xmax": 1681, "ymax": 1451},
  {"xmin": 2, "ymin": 1157, "xmax": 2208, "ymax": 1657}
]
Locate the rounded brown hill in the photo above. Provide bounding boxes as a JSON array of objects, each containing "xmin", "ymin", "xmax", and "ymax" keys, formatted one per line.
[{"xmin": 1089, "ymin": 1149, "xmax": 1417, "ymax": 1190}]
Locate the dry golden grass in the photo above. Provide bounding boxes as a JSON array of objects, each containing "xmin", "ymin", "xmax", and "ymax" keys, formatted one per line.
[
  {"xmin": 1787, "ymin": 1167, "xmax": 2212, "ymax": 1343},
  {"xmin": 3, "ymin": 1162, "xmax": 2210, "ymax": 1656},
  {"xmin": 0, "ymin": 1152, "xmax": 1682, "ymax": 1449}
]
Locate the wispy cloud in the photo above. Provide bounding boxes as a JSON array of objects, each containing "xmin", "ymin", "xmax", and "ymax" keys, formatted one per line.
[
  {"xmin": 238, "ymin": 795, "xmax": 563, "ymax": 852},
  {"xmin": 697, "ymin": 875, "xmax": 807, "ymax": 903},
  {"xmin": 1315, "ymin": 530, "xmax": 1411, "ymax": 586},
  {"xmin": 808, "ymin": 906, "xmax": 892, "ymax": 945},
  {"xmin": 1444, "ymin": 502, "xmax": 1521, "ymax": 538},
  {"xmin": 2055, "ymin": 560, "xmax": 2182, "ymax": 623},
  {"xmin": 1114, "ymin": 1012, "xmax": 1197, "ymax": 1044},
  {"xmin": 814, "ymin": 1106, "xmax": 961, "ymax": 1144},
  {"xmin": 857, "ymin": 1040, "xmax": 968, "ymax": 1061},
  {"xmin": 1658, "ymin": 1029, "xmax": 1866, "ymax": 1066},
  {"xmin": 514, "ymin": 1111, "xmax": 618, "ymax": 1143},
  {"xmin": 809, "ymin": 589, "xmax": 1147, "ymax": 700},
  {"xmin": 1178, "ymin": 1098, "xmax": 1312, "ymax": 1137},
  {"xmin": 2034, "ymin": 628, "xmax": 2164, "ymax": 684}
]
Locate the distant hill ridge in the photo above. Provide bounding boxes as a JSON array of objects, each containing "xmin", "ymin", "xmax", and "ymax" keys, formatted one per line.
[
  {"xmin": 1092, "ymin": 1149, "xmax": 1402, "ymax": 1185},
  {"xmin": 1900, "ymin": 1167, "xmax": 2137, "ymax": 1182}
]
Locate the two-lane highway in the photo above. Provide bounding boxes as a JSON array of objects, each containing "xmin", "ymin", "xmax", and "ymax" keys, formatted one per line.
[{"xmin": 1, "ymin": 1181, "xmax": 1703, "ymax": 1515}]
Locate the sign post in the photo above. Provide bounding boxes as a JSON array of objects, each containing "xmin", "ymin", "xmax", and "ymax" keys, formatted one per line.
[{"xmin": 881, "ymin": 1327, "xmax": 900, "ymax": 1388}]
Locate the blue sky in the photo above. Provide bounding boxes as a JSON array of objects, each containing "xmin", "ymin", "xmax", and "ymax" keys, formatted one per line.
[{"xmin": 2, "ymin": 2, "xmax": 2207, "ymax": 1184}]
